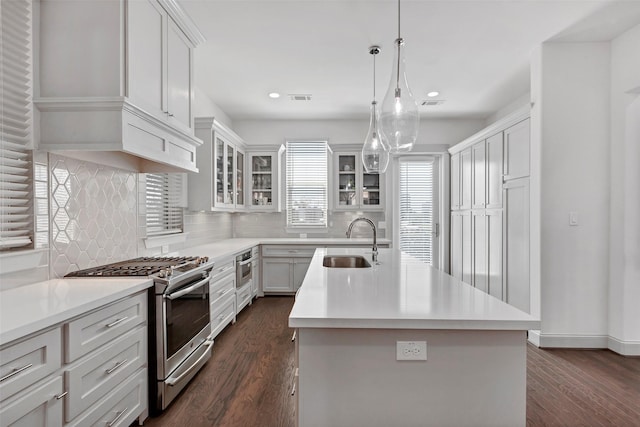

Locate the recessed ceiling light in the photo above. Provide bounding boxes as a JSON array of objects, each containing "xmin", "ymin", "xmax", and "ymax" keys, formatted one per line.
[
  {"xmin": 427, "ymin": 91, "xmax": 440, "ymax": 98},
  {"xmin": 268, "ymin": 92, "xmax": 281, "ymax": 99}
]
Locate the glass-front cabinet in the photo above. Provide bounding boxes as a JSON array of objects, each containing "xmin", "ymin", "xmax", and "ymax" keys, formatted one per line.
[
  {"xmin": 247, "ymin": 146, "xmax": 284, "ymax": 211},
  {"xmin": 333, "ymin": 151, "xmax": 384, "ymax": 211},
  {"xmin": 189, "ymin": 117, "xmax": 246, "ymax": 211}
]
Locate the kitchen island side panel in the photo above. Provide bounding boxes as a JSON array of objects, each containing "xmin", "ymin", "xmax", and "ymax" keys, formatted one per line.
[{"xmin": 297, "ymin": 328, "xmax": 526, "ymax": 427}]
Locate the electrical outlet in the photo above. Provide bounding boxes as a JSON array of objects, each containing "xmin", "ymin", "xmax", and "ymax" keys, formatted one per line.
[
  {"xmin": 396, "ymin": 341, "xmax": 427, "ymax": 361},
  {"xmin": 378, "ymin": 221, "xmax": 386, "ymax": 230},
  {"xmin": 161, "ymin": 245, "xmax": 169, "ymax": 254}
]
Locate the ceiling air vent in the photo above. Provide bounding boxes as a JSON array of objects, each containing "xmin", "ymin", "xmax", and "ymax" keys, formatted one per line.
[
  {"xmin": 421, "ymin": 99, "xmax": 445, "ymax": 106},
  {"xmin": 289, "ymin": 94, "xmax": 312, "ymax": 101}
]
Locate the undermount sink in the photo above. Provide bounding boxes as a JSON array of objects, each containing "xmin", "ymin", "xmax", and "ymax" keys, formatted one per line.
[{"xmin": 322, "ymin": 255, "xmax": 371, "ymax": 268}]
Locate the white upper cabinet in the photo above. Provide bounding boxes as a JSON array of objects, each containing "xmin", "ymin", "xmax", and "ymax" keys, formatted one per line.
[
  {"xmin": 247, "ymin": 148, "xmax": 284, "ymax": 212},
  {"xmin": 460, "ymin": 148, "xmax": 472, "ymax": 210},
  {"xmin": 332, "ymin": 151, "xmax": 384, "ymax": 211},
  {"xmin": 472, "ymin": 142, "xmax": 486, "ymax": 209},
  {"xmin": 486, "ymin": 132, "xmax": 503, "ymax": 209},
  {"xmin": 503, "ymin": 118, "xmax": 530, "ymax": 181},
  {"xmin": 36, "ymin": 0, "xmax": 205, "ymax": 173},
  {"xmin": 189, "ymin": 118, "xmax": 246, "ymax": 211},
  {"xmin": 450, "ymin": 152, "xmax": 461, "ymax": 210}
]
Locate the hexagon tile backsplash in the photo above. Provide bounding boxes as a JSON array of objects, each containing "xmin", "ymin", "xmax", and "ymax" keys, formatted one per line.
[{"xmin": 50, "ymin": 155, "xmax": 138, "ymax": 277}]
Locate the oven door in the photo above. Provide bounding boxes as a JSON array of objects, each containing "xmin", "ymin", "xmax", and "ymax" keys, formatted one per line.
[
  {"xmin": 236, "ymin": 255, "xmax": 253, "ymax": 288},
  {"xmin": 161, "ymin": 275, "xmax": 211, "ymax": 377}
]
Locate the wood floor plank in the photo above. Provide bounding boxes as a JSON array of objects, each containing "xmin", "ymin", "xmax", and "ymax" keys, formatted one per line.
[{"xmin": 143, "ymin": 296, "xmax": 640, "ymax": 427}]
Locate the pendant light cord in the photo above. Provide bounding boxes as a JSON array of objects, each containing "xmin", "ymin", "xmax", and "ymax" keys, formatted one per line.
[
  {"xmin": 396, "ymin": 0, "xmax": 401, "ymax": 91},
  {"xmin": 373, "ymin": 52, "xmax": 376, "ymax": 101}
]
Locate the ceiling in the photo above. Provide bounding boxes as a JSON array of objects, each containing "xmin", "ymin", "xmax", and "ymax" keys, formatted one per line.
[{"xmin": 182, "ymin": 0, "xmax": 640, "ymax": 121}]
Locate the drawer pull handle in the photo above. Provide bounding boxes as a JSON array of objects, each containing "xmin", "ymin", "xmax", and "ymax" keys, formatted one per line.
[
  {"xmin": 106, "ymin": 317, "xmax": 129, "ymax": 328},
  {"xmin": 107, "ymin": 407, "xmax": 128, "ymax": 426},
  {"xmin": 218, "ymin": 290, "xmax": 227, "ymax": 296},
  {"xmin": 288, "ymin": 250, "xmax": 298, "ymax": 253},
  {"xmin": 0, "ymin": 363, "xmax": 33, "ymax": 382},
  {"xmin": 291, "ymin": 330, "xmax": 297, "ymax": 342},
  {"xmin": 105, "ymin": 359, "xmax": 128, "ymax": 374},
  {"xmin": 291, "ymin": 382, "xmax": 296, "ymax": 396},
  {"xmin": 55, "ymin": 391, "xmax": 68, "ymax": 400},
  {"xmin": 218, "ymin": 314, "xmax": 225, "ymax": 321}
]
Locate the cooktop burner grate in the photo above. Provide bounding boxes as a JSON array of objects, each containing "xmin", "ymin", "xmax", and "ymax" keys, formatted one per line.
[{"xmin": 64, "ymin": 256, "xmax": 201, "ymax": 277}]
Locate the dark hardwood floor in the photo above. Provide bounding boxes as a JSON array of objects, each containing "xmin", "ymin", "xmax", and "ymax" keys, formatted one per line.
[{"xmin": 143, "ymin": 297, "xmax": 640, "ymax": 427}]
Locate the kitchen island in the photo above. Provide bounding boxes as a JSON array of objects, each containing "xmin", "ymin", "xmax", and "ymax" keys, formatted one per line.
[{"xmin": 289, "ymin": 247, "xmax": 540, "ymax": 427}]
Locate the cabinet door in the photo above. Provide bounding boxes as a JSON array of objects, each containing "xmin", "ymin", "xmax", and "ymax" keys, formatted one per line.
[
  {"xmin": 236, "ymin": 150, "xmax": 244, "ymax": 207},
  {"xmin": 472, "ymin": 142, "xmax": 486, "ymax": 209},
  {"xmin": 486, "ymin": 132, "xmax": 503, "ymax": 209},
  {"xmin": 450, "ymin": 152, "xmax": 460, "ymax": 210},
  {"xmin": 262, "ymin": 258, "xmax": 292, "ymax": 293},
  {"xmin": 503, "ymin": 118, "xmax": 530, "ymax": 181},
  {"xmin": 225, "ymin": 143, "xmax": 235, "ymax": 205},
  {"xmin": 292, "ymin": 258, "xmax": 311, "ymax": 291},
  {"xmin": 461, "ymin": 210, "xmax": 473, "ymax": 285},
  {"xmin": 450, "ymin": 212, "xmax": 462, "ymax": 279},
  {"xmin": 214, "ymin": 136, "xmax": 225, "ymax": 205},
  {"xmin": 460, "ymin": 148, "xmax": 472, "ymax": 210},
  {"xmin": 362, "ymin": 171, "xmax": 382, "ymax": 209},
  {"xmin": 167, "ymin": 17, "xmax": 192, "ymax": 132},
  {"xmin": 504, "ymin": 179, "xmax": 530, "ymax": 313},
  {"xmin": 127, "ymin": 0, "xmax": 165, "ymax": 120},
  {"xmin": 335, "ymin": 154, "xmax": 358, "ymax": 209},
  {"xmin": 0, "ymin": 376, "xmax": 63, "ymax": 427},
  {"xmin": 472, "ymin": 211, "xmax": 488, "ymax": 293},
  {"xmin": 487, "ymin": 210, "xmax": 503, "ymax": 301},
  {"xmin": 249, "ymin": 154, "xmax": 275, "ymax": 209}
]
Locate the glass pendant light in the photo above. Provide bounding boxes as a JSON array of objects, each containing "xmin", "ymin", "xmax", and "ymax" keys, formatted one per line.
[
  {"xmin": 362, "ymin": 46, "xmax": 389, "ymax": 174},
  {"xmin": 379, "ymin": 0, "xmax": 419, "ymax": 153}
]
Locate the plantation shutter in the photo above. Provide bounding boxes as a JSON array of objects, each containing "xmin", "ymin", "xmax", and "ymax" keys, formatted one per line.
[
  {"xmin": 399, "ymin": 158, "xmax": 434, "ymax": 264},
  {"xmin": 145, "ymin": 173, "xmax": 184, "ymax": 236},
  {"xmin": 286, "ymin": 141, "xmax": 328, "ymax": 227},
  {"xmin": 0, "ymin": 0, "xmax": 33, "ymax": 250}
]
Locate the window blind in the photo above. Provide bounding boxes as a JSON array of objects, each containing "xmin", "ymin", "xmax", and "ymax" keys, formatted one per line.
[
  {"xmin": 286, "ymin": 141, "xmax": 328, "ymax": 227},
  {"xmin": 1, "ymin": 0, "xmax": 33, "ymax": 250},
  {"xmin": 399, "ymin": 158, "xmax": 434, "ymax": 264},
  {"xmin": 145, "ymin": 173, "xmax": 184, "ymax": 236}
]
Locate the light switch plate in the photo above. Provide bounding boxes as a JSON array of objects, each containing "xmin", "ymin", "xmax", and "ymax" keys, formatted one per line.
[{"xmin": 569, "ymin": 212, "xmax": 578, "ymax": 226}]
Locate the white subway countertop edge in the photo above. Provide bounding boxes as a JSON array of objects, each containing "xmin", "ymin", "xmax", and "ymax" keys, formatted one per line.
[
  {"xmin": 289, "ymin": 248, "xmax": 540, "ymax": 331},
  {"xmin": 0, "ymin": 278, "xmax": 152, "ymax": 346}
]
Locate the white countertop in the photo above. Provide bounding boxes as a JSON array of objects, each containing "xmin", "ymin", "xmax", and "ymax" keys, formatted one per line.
[
  {"xmin": 289, "ymin": 247, "xmax": 540, "ymax": 330},
  {"xmin": 181, "ymin": 237, "xmax": 391, "ymax": 261},
  {"xmin": 0, "ymin": 278, "xmax": 152, "ymax": 345}
]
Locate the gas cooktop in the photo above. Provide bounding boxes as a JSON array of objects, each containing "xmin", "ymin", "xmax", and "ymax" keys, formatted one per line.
[{"xmin": 64, "ymin": 256, "xmax": 207, "ymax": 277}]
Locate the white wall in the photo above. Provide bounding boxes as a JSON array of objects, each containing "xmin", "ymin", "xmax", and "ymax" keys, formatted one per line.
[
  {"xmin": 608, "ymin": 23, "xmax": 640, "ymax": 354},
  {"xmin": 537, "ymin": 42, "xmax": 611, "ymax": 346},
  {"xmin": 193, "ymin": 86, "xmax": 233, "ymax": 129},
  {"xmin": 233, "ymin": 118, "xmax": 486, "ymax": 149}
]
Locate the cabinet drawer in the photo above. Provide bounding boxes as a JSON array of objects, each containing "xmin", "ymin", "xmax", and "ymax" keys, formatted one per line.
[
  {"xmin": 0, "ymin": 328, "xmax": 61, "ymax": 402},
  {"xmin": 0, "ymin": 376, "xmax": 63, "ymax": 427},
  {"xmin": 210, "ymin": 272, "xmax": 235, "ymax": 307},
  {"xmin": 210, "ymin": 295, "xmax": 235, "ymax": 339},
  {"xmin": 210, "ymin": 258, "xmax": 235, "ymax": 282},
  {"xmin": 262, "ymin": 245, "xmax": 316, "ymax": 258},
  {"xmin": 65, "ymin": 292, "xmax": 147, "ymax": 363},
  {"xmin": 236, "ymin": 282, "xmax": 252, "ymax": 314},
  {"xmin": 65, "ymin": 327, "xmax": 146, "ymax": 422},
  {"xmin": 66, "ymin": 369, "xmax": 147, "ymax": 427}
]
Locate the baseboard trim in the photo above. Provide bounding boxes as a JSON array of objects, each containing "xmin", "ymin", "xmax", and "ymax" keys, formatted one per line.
[
  {"xmin": 534, "ymin": 333, "xmax": 609, "ymax": 349},
  {"xmin": 527, "ymin": 330, "xmax": 541, "ymax": 347},
  {"xmin": 607, "ymin": 337, "xmax": 640, "ymax": 356}
]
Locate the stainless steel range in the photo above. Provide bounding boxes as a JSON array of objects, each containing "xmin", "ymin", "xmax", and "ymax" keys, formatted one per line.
[{"xmin": 65, "ymin": 256, "xmax": 215, "ymax": 414}]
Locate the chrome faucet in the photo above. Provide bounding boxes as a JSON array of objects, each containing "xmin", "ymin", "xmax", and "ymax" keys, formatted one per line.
[{"xmin": 346, "ymin": 217, "xmax": 378, "ymax": 262}]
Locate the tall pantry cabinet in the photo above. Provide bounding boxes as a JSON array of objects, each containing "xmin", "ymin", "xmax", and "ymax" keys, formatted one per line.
[{"xmin": 450, "ymin": 110, "xmax": 531, "ymax": 313}]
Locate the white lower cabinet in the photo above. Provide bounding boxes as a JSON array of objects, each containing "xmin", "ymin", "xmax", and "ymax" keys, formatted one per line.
[
  {"xmin": 209, "ymin": 258, "xmax": 236, "ymax": 339},
  {"xmin": 236, "ymin": 281, "xmax": 253, "ymax": 314},
  {"xmin": 504, "ymin": 178, "xmax": 530, "ymax": 313},
  {"xmin": 0, "ymin": 291, "xmax": 149, "ymax": 426},
  {"xmin": 0, "ymin": 376, "xmax": 63, "ymax": 427},
  {"xmin": 261, "ymin": 246, "xmax": 314, "ymax": 294}
]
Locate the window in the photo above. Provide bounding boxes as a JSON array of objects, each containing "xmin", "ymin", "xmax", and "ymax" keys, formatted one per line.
[
  {"xmin": 398, "ymin": 158, "xmax": 435, "ymax": 264},
  {"xmin": 286, "ymin": 141, "xmax": 328, "ymax": 228},
  {"xmin": 1, "ymin": 0, "xmax": 33, "ymax": 251},
  {"xmin": 144, "ymin": 173, "xmax": 184, "ymax": 236}
]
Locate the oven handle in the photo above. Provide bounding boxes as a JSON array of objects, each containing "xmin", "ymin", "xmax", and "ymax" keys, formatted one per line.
[
  {"xmin": 165, "ymin": 276, "xmax": 210, "ymax": 300},
  {"xmin": 166, "ymin": 338, "xmax": 214, "ymax": 386},
  {"xmin": 237, "ymin": 258, "xmax": 253, "ymax": 266}
]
